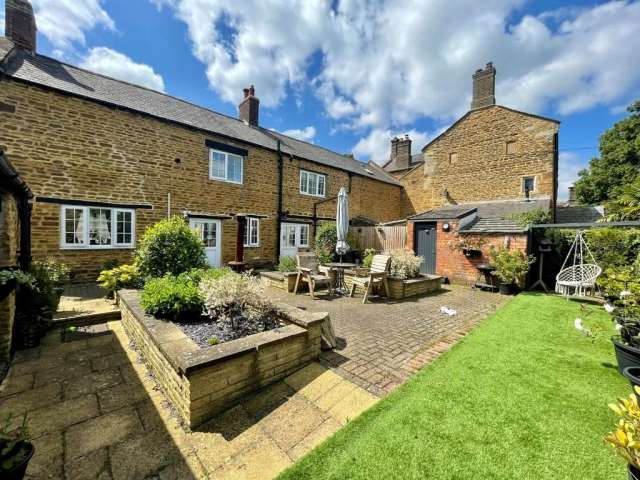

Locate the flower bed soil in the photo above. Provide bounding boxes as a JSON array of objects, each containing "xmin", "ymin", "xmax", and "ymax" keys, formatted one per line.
[{"xmin": 176, "ymin": 314, "xmax": 284, "ymax": 347}]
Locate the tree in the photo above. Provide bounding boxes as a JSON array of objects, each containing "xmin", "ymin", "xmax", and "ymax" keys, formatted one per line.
[
  {"xmin": 604, "ymin": 176, "xmax": 640, "ymax": 221},
  {"xmin": 574, "ymin": 100, "xmax": 640, "ymax": 204}
]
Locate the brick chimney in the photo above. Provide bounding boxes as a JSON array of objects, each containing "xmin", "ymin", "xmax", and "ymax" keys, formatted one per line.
[
  {"xmin": 238, "ymin": 85, "xmax": 259, "ymax": 126},
  {"xmin": 5, "ymin": 0, "xmax": 37, "ymax": 55},
  {"xmin": 471, "ymin": 62, "xmax": 496, "ymax": 110},
  {"xmin": 389, "ymin": 134, "xmax": 412, "ymax": 169}
]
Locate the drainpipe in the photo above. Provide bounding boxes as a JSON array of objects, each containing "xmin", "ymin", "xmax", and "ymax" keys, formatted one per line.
[
  {"xmin": 312, "ymin": 172, "xmax": 352, "ymax": 238},
  {"xmin": 276, "ymin": 140, "xmax": 284, "ymax": 261}
]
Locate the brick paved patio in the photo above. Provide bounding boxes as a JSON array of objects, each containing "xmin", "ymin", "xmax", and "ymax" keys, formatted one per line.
[{"xmin": 266, "ymin": 284, "xmax": 509, "ymax": 396}]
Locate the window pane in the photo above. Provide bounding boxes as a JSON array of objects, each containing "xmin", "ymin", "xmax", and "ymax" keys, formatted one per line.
[
  {"xmin": 300, "ymin": 172, "xmax": 308, "ymax": 193},
  {"xmin": 317, "ymin": 175, "xmax": 325, "ymax": 196},
  {"xmin": 89, "ymin": 208, "xmax": 112, "ymax": 245},
  {"xmin": 64, "ymin": 208, "xmax": 84, "ymax": 245},
  {"xmin": 523, "ymin": 177, "xmax": 535, "ymax": 193},
  {"xmin": 243, "ymin": 219, "xmax": 249, "ymax": 246},
  {"xmin": 250, "ymin": 219, "xmax": 258, "ymax": 245},
  {"xmin": 116, "ymin": 211, "xmax": 133, "ymax": 245},
  {"xmin": 202, "ymin": 222, "xmax": 216, "ymax": 247},
  {"xmin": 287, "ymin": 226, "xmax": 296, "ymax": 247},
  {"xmin": 308, "ymin": 173, "xmax": 317, "ymax": 195},
  {"xmin": 227, "ymin": 154, "xmax": 242, "ymax": 183},
  {"xmin": 210, "ymin": 151, "xmax": 226, "ymax": 179},
  {"xmin": 299, "ymin": 225, "xmax": 308, "ymax": 246}
]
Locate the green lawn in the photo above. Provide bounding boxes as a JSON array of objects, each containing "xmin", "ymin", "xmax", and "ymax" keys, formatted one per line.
[{"xmin": 279, "ymin": 293, "xmax": 629, "ymax": 480}]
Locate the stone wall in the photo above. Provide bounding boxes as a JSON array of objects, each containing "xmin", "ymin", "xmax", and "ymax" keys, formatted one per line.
[
  {"xmin": 407, "ymin": 219, "xmax": 528, "ymax": 285},
  {"xmin": 0, "ymin": 192, "xmax": 19, "ymax": 363},
  {"xmin": 0, "ymin": 79, "xmax": 403, "ymax": 281},
  {"xmin": 400, "ymin": 106, "xmax": 558, "ymax": 217},
  {"xmin": 118, "ymin": 290, "xmax": 324, "ymax": 428}
]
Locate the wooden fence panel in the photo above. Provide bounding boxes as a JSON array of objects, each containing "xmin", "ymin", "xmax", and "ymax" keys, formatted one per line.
[{"xmin": 353, "ymin": 226, "xmax": 407, "ymax": 252}]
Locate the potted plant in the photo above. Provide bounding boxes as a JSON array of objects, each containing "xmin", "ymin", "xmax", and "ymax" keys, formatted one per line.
[
  {"xmin": 605, "ymin": 262, "xmax": 640, "ymax": 373},
  {"xmin": 488, "ymin": 247, "xmax": 535, "ymax": 295},
  {"xmin": 447, "ymin": 235, "xmax": 486, "ymax": 259},
  {"xmin": 605, "ymin": 388, "xmax": 640, "ymax": 479},
  {"xmin": 1, "ymin": 415, "xmax": 34, "ymax": 480}
]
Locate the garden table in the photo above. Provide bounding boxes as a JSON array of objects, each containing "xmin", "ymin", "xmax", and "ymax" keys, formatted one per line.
[{"xmin": 325, "ymin": 262, "xmax": 357, "ymax": 295}]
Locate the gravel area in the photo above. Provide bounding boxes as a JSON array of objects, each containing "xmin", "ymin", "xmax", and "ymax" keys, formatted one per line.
[{"xmin": 176, "ymin": 313, "xmax": 283, "ymax": 348}]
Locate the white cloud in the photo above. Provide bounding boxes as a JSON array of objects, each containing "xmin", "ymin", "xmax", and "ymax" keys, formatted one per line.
[
  {"xmin": 157, "ymin": 0, "xmax": 640, "ymax": 138},
  {"xmin": 80, "ymin": 47, "xmax": 166, "ymax": 92},
  {"xmin": 558, "ymin": 151, "xmax": 591, "ymax": 200},
  {"xmin": 353, "ymin": 129, "xmax": 432, "ymax": 164},
  {"xmin": 281, "ymin": 126, "xmax": 316, "ymax": 142},
  {"xmin": 30, "ymin": 0, "xmax": 115, "ymax": 50}
]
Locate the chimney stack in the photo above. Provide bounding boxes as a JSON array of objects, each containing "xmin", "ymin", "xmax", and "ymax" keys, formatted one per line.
[
  {"xmin": 238, "ymin": 85, "xmax": 259, "ymax": 126},
  {"xmin": 471, "ymin": 62, "xmax": 496, "ymax": 110},
  {"xmin": 389, "ymin": 134, "xmax": 412, "ymax": 170},
  {"xmin": 568, "ymin": 184, "xmax": 577, "ymax": 205},
  {"xmin": 5, "ymin": 0, "xmax": 37, "ymax": 55}
]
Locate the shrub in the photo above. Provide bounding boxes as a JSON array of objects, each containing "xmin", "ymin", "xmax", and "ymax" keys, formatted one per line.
[
  {"xmin": 314, "ymin": 223, "xmax": 359, "ymax": 265},
  {"xmin": 605, "ymin": 387, "xmax": 640, "ymax": 470},
  {"xmin": 489, "ymin": 247, "xmax": 535, "ymax": 286},
  {"xmin": 362, "ymin": 248, "xmax": 377, "ymax": 268},
  {"xmin": 32, "ymin": 258, "xmax": 71, "ymax": 286},
  {"xmin": 0, "ymin": 269, "xmax": 36, "ymax": 290},
  {"xmin": 27, "ymin": 259, "xmax": 71, "ymax": 312},
  {"xmin": 135, "ymin": 216, "xmax": 206, "ymax": 277},
  {"xmin": 200, "ymin": 272, "xmax": 273, "ymax": 321},
  {"xmin": 97, "ymin": 264, "xmax": 143, "ymax": 297},
  {"xmin": 141, "ymin": 275, "xmax": 203, "ymax": 321},
  {"xmin": 508, "ymin": 208, "xmax": 551, "ymax": 227},
  {"xmin": 178, "ymin": 267, "xmax": 231, "ymax": 285},
  {"xmin": 389, "ymin": 249, "xmax": 422, "ymax": 279},
  {"xmin": 277, "ymin": 256, "xmax": 297, "ymax": 272}
]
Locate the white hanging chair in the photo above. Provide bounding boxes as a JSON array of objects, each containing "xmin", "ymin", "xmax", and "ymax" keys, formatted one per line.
[{"xmin": 555, "ymin": 230, "xmax": 602, "ymax": 297}]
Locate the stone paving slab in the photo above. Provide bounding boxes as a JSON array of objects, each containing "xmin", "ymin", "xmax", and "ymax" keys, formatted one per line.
[
  {"xmin": 266, "ymin": 284, "xmax": 509, "ymax": 396},
  {"xmin": 0, "ymin": 321, "xmax": 380, "ymax": 480}
]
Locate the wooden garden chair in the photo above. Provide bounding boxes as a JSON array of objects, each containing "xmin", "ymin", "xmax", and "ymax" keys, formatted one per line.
[
  {"xmin": 349, "ymin": 254, "xmax": 391, "ymax": 303},
  {"xmin": 294, "ymin": 252, "xmax": 333, "ymax": 299}
]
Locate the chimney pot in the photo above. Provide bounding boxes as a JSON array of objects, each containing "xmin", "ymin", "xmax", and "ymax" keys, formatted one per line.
[
  {"xmin": 568, "ymin": 184, "xmax": 577, "ymax": 205},
  {"xmin": 387, "ymin": 134, "xmax": 412, "ymax": 171},
  {"xmin": 471, "ymin": 62, "xmax": 496, "ymax": 110},
  {"xmin": 5, "ymin": 0, "xmax": 37, "ymax": 55},
  {"xmin": 239, "ymin": 85, "xmax": 259, "ymax": 126}
]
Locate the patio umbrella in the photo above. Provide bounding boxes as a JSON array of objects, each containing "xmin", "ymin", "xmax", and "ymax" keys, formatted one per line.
[{"xmin": 336, "ymin": 186, "xmax": 350, "ymax": 260}]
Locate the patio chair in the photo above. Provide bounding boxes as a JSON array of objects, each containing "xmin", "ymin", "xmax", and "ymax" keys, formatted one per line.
[
  {"xmin": 349, "ymin": 254, "xmax": 391, "ymax": 303},
  {"xmin": 294, "ymin": 252, "xmax": 333, "ymax": 299}
]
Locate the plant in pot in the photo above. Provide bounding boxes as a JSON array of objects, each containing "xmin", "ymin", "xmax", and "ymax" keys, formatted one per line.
[
  {"xmin": 488, "ymin": 247, "xmax": 535, "ymax": 295},
  {"xmin": 605, "ymin": 260, "xmax": 640, "ymax": 374},
  {"xmin": 447, "ymin": 234, "xmax": 486, "ymax": 258},
  {"xmin": 1, "ymin": 415, "xmax": 34, "ymax": 480},
  {"xmin": 605, "ymin": 387, "xmax": 640, "ymax": 480}
]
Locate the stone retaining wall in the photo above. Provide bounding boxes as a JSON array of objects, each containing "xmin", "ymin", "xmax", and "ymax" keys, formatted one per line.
[{"xmin": 118, "ymin": 289, "xmax": 326, "ymax": 428}]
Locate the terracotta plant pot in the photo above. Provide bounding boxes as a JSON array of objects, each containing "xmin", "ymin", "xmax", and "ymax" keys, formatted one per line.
[{"xmin": 613, "ymin": 337, "xmax": 640, "ymax": 375}]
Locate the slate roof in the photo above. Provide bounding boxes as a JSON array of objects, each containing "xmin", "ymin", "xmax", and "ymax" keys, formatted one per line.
[
  {"xmin": 556, "ymin": 205, "xmax": 605, "ymax": 224},
  {"xmin": 409, "ymin": 199, "xmax": 551, "ymax": 233},
  {"xmin": 0, "ymin": 45, "xmax": 400, "ymax": 186},
  {"xmin": 0, "ymin": 38, "xmax": 15, "ymax": 63},
  {"xmin": 383, "ymin": 153, "xmax": 424, "ymax": 173}
]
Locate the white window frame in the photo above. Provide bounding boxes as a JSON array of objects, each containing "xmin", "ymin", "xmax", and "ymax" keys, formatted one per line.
[
  {"xmin": 60, "ymin": 205, "xmax": 136, "ymax": 249},
  {"xmin": 299, "ymin": 170, "xmax": 326, "ymax": 197},
  {"xmin": 243, "ymin": 217, "xmax": 260, "ymax": 247},
  {"xmin": 298, "ymin": 224, "xmax": 309, "ymax": 247},
  {"xmin": 209, "ymin": 148, "xmax": 244, "ymax": 184}
]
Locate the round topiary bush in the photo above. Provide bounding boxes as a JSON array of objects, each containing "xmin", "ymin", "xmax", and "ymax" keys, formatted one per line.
[{"xmin": 135, "ymin": 216, "xmax": 207, "ymax": 277}]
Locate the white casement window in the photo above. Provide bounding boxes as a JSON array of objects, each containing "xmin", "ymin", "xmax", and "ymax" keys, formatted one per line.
[
  {"xmin": 299, "ymin": 224, "xmax": 309, "ymax": 247},
  {"xmin": 300, "ymin": 170, "xmax": 326, "ymax": 197},
  {"xmin": 60, "ymin": 205, "xmax": 135, "ymax": 249},
  {"xmin": 243, "ymin": 217, "xmax": 260, "ymax": 247},
  {"xmin": 209, "ymin": 149, "xmax": 243, "ymax": 184}
]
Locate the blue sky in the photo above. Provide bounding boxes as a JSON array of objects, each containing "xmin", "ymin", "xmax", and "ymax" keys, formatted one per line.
[{"xmin": 3, "ymin": 0, "xmax": 640, "ymax": 200}]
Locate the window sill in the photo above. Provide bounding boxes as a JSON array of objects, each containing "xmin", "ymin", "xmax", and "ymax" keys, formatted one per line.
[
  {"xmin": 299, "ymin": 192, "xmax": 326, "ymax": 199},
  {"xmin": 209, "ymin": 177, "xmax": 243, "ymax": 186},
  {"xmin": 243, "ymin": 245, "xmax": 260, "ymax": 248},
  {"xmin": 59, "ymin": 245, "xmax": 135, "ymax": 251}
]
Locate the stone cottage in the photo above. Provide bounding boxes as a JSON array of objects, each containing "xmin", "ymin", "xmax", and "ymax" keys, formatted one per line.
[
  {"xmin": 383, "ymin": 63, "xmax": 560, "ymax": 284},
  {"xmin": 0, "ymin": 0, "xmax": 402, "ymax": 281}
]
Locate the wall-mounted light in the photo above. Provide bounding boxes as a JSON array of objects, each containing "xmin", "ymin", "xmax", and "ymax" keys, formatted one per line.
[{"xmin": 442, "ymin": 222, "xmax": 451, "ymax": 232}]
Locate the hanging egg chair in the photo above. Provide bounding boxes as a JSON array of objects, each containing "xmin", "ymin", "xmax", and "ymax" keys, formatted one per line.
[{"xmin": 555, "ymin": 230, "xmax": 602, "ymax": 297}]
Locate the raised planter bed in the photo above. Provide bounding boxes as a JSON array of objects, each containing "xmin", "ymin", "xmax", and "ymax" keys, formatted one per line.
[
  {"xmin": 259, "ymin": 271, "xmax": 299, "ymax": 292},
  {"xmin": 387, "ymin": 274, "xmax": 443, "ymax": 300},
  {"xmin": 118, "ymin": 289, "xmax": 327, "ymax": 428}
]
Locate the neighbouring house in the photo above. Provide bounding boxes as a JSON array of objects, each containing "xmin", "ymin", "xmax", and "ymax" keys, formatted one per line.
[
  {"xmin": 0, "ymin": 0, "xmax": 403, "ymax": 281},
  {"xmin": 383, "ymin": 62, "xmax": 561, "ymax": 284},
  {"xmin": 555, "ymin": 184, "xmax": 605, "ymax": 224},
  {"xmin": 0, "ymin": 151, "xmax": 32, "ymax": 366}
]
